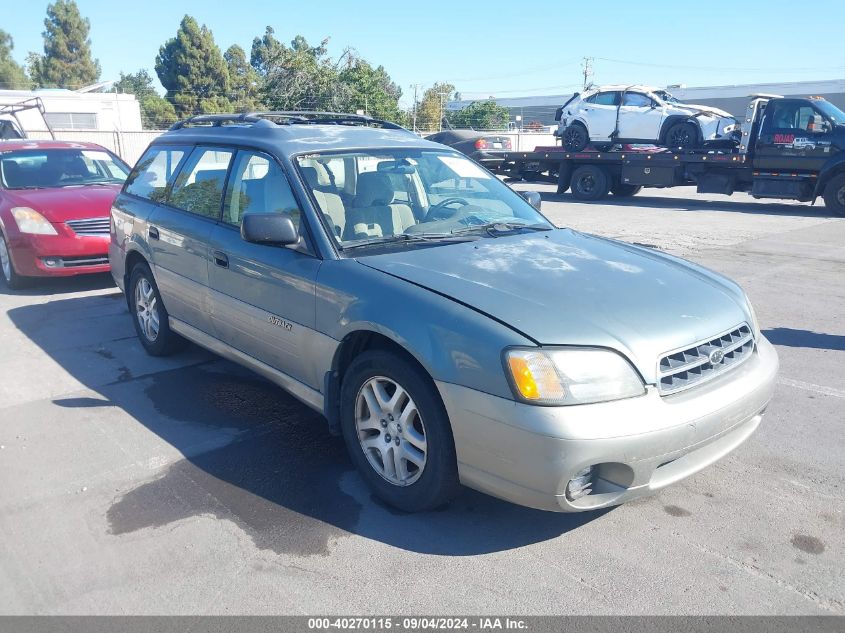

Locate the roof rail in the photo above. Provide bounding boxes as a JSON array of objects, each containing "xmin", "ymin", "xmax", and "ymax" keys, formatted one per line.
[{"xmin": 169, "ymin": 111, "xmax": 406, "ymax": 131}]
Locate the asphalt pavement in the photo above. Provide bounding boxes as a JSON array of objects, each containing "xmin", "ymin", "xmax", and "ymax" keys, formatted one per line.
[{"xmin": 0, "ymin": 187, "xmax": 842, "ymax": 614}]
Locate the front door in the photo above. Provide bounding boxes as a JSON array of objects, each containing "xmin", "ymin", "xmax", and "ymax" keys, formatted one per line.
[
  {"xmin": 617, "ymin": 92, "xmax": 664, "ymax": 141},
  {"xmin": 755, "ymin": 99, "xmax": 839, "ymax": 171},
  {"xmin": 206, "ymin": 149, "xmax": 322, "ymax": 388}
]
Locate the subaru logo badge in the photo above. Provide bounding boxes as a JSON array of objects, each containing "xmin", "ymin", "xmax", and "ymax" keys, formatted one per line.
[
  {"xmin": 644, "ymin": 167, "xmax": 651, "ymax": 174},
  {"xmin": 709, "ymin": 349, "xmax": 725, "ymax": 364}
]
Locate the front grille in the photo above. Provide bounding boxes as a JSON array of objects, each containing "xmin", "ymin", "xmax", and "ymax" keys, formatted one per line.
[
  {"xmin": 66, "ymin": 217, "xmax": 110, "ymax": 236},
  {"xmin": 657, "ymin": 323, "xmax": 754, "ymax": 395}
]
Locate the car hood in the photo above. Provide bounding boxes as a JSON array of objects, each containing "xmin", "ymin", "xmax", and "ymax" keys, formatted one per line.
[
  {"xmin": 358, "ymin": 229, "xmax": 751, "ymax": 382},
  {"xmin": 4, "ymin": 185, "xmax": 121, "ymax": 223},
  {"xmin": 679, "ymin": 103, "xmax": 735, "ymax": 120}
]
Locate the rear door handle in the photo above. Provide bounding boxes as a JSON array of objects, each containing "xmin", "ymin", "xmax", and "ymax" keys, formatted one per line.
[
  {"xmin": 212, "ymin": 250, "xmax": 229, "ymax": 268},
  {"xmin": 148, "ymin": 226, "xmax": 159, "ymax": 240}
]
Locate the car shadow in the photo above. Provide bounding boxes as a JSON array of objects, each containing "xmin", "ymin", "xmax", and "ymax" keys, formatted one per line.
[
  {"xmin": 9, "ymin": 295, "xmax": 607, "ymax": 557},
  {"xmin": 763, "ymin": 327, "xmax": 845, "ymax": 351},
  {"xmin": 0, "ymin": 272, "xmax": 115, "ymax": 296},
  {"xmin": 539, "ymin": 191, "xmax": 837, "ymax": 219}
]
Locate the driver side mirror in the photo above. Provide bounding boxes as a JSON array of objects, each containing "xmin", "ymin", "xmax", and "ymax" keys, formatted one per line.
[
  {"xmin": 241, "ymin": 213, "xmax": 300, "ymax": 247},
  {"xmin": 520, "ymin": 191, "xmax": 542, "ymax": 210}
]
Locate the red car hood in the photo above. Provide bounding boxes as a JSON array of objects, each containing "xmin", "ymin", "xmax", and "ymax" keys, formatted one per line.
[{"xmin": 5, "ymin": 185, "xmax": 121, "ymax": 223}]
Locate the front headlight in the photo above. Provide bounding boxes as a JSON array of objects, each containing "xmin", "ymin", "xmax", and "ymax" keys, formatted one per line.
[
  {"xmin": 504, "ymin": 348, "xmax": 645, "ymax": 405},
  {"xmin": 11, "ymin": 207, "xmax": 58, "ymax": 235}
]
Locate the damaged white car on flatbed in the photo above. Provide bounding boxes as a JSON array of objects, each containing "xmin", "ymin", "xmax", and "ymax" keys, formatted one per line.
[{"xmin": 555, "ymin": 85, "xmax": 739, "ymax": 151}]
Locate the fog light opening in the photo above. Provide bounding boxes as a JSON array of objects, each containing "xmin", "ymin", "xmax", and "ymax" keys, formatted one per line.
[
  {"xmin": 41, "ymin": 257, "xmax": 63, "ymax": 268},
  {"xmin": 566, "ymin": 466, "xmax": 594, "ymax": 501}
]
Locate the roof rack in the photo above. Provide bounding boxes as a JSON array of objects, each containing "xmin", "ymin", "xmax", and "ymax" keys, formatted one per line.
[
  {"xmin": 0, "ymin": 97, "xmax": 56, "ymax": 140},
  {"xmin": 169, "ymin": 111, "xmax": 406, "ymax": 131}
]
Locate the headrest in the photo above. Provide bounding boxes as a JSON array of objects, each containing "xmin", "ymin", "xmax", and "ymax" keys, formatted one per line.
[
  {"xmin": 356, "ymin": 171, "xmax": 395, "ymax": 207},
  {"xmin": 300, "ymin": 166, "xmax": 320, "ymax": 188}
]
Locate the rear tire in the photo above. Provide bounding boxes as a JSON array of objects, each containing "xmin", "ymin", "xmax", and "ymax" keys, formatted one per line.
[
  {"xmin": 665, "ymin": 122, "xmax": 699, "ymax": 149},
  {"xmin": 128, "ymin": 262, "xmax": 185, "ymax": 356},
  {"xmin": 0, "ymin": 232, "xmax": 27, "ymax": 290},
  {"xmin": 340, "ymin": 350, "xmax": 460, "ymax": 512},
  {"xmin": 570, "ymin": 165, "xmax": 610, "ymax": 201},
  {"xmin": 563, "ymin": 123, "xmax": 589, "ymax": 151},
  {"xmin": 822, "ymin": 173, "xmax": 845, "ymax": 217},
  {"xmin": 610, "ymin": 183, "xmax": 642, "ymax": 197}
]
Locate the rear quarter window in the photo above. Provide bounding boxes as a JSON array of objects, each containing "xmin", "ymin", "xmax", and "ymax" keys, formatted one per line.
[{"xmin": 124, "ymin": 146, "xmax": 188, "ymax": 202}]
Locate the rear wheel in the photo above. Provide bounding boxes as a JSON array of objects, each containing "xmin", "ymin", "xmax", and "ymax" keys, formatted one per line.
[
  {"xmin": 0, "ymin": 232, "xmax": 26, "ymax": 290},
  {"xmin": 563, "ymin": 124, "xmax": 589, "ymax": 151},
  {"xmin": 610, "ymin": 183, "xmax": 642, "ymax": 197},
  {"xmin": 665, "ymin": 122, "xmax": 699, "ymax": 149},
  {"xmin": 340, "ymin": 350, "xmax": 460, "ymax": 512},
  {"xmin": 570, "ymin": 165, "xmax": 610, "ymax": 201},
  {"xmin": 128, "ymin": 262, "xmax": 184, "ymax": 356},
  {"xmin": 822, "ymin": 173, "xmax": 845, "ymax": 217}
]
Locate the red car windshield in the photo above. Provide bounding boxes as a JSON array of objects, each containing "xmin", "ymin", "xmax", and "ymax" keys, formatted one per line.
[{"xmin": 0, "ymin": 148, "xmax": 129, "ymax": 190}]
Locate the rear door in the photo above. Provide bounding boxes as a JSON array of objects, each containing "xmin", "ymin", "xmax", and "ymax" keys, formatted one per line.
[
  {"xmin": 579, "ymin": 91, "xmax": 620, "ymax": 141},
  {"xmin": 617, "ymin": 91, "xmax": 663, "ymax": 141},
  {"xmin": 206, "ymin": 149, "xmax": 322, "ymax": 388},
  {"xmin": 147, "ymin": 146, "xmax": 234, "ymax": 335},
  {"xmin": 755, "ymin": 100, "xmax": 838, "ymax": 171}
]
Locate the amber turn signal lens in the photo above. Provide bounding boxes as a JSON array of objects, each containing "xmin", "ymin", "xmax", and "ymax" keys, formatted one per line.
[{"xmin": 507, "ymin": 356, "xmax": 540, "ymax": 400}]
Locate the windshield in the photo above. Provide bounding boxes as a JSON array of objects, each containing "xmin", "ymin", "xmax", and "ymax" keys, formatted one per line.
[
  {"xmin": 296, "ymin": 149, "xmax": 552, "ymax": 251},
  {"xmin": 814, "ymin": 99, "xmax": 845, "ymax": 124},
  {"xmin": 653, "ymin": 90, "xmax": 681, "ymax": 104},
  {"xmin": 0, "ymin": 148, "xmax": 129, "ymax": 190}
]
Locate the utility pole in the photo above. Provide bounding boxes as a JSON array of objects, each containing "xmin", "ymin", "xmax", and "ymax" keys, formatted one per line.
[
  {"xmin": 581, "ymin": 56, "xmax": 594, "ymax": 89},
  {"xmin": 410, "ymin": 83, "xmax": 421, "ymax": 133},
  {"xmin": 438, "ymin": 90, "xmax": 449, "ymax": 132}
]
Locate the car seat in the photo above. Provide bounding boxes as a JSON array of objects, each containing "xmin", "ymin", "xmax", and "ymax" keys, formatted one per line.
[
  {"xmin": 345, "ymin": 171, "xmax": 415, "ymax": 240},
  {"xmin": 301, "ymin": 166, "xmax": 346, "ymax": 238}
]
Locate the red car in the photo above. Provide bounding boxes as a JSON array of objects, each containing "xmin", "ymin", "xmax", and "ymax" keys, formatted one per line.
[{"xmin": 0, "ymin": 140, "xmax": 130, "ymax": 288}]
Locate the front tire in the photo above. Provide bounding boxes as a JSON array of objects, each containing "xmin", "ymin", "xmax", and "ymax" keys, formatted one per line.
[
  {"xmin": 340, "ymin": 350, "xmax": 459, "ymax": 512},
  {"xmin": 665, "ymin": 122, "xmax": 699, "ymax": 149},
  {"xmin": 0, "ymin": 232, "xmax": 27, "ymax": 290},
  {"xmin": 128, "ymin": 262, "xmax": 184, "ymax": 356},
  {"xmin": 822, "ymin": 173, "xmax": 845, "ymax": 217}
]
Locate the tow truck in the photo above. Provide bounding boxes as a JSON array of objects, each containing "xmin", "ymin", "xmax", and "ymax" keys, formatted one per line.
[{"xmin": 494, "ymin": 95, "xmax": 845, "ymax": 216}]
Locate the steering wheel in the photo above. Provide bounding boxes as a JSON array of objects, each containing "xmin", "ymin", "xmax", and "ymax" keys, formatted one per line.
[{"xmin": 425, "ymin": 197, "xmax": 469, "ymax": 221}]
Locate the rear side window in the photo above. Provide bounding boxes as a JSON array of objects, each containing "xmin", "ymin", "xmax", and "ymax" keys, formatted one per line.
[
  {"xmin": 124, "ymin": 146, "xmax": 187, "ymax": 202},
  {"xmin": 222, "ymin": 150, "xmax": 301, "ymax": 228},
  {"xmin": 586, "ymin": 91, "xmax": 620, "ymax": 106},
  {"xmin": 168, "ymin": 147, "xmax": 233, "ymax": 219}
]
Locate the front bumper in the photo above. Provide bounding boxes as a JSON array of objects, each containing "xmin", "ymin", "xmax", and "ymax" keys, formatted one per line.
[
  {"xmin": 8, "ymin": 228, "xmax": 110, "ymax": 277},
  {"xmin": 436, "ymin": 336, "xmax": 778, "ymax": 512}
]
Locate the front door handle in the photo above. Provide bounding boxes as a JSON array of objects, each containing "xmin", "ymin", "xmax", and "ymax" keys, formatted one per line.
[
  {"xmin": 212, "ymin": 250, "xmax": 229, "ymax": 268},
  {"xmin": 148, "ymin": 226, "xmax": 159, "ymax": 240}
]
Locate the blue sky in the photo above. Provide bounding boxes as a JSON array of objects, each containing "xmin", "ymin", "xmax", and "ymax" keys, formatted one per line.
[{"xmin": 4, "ymin": 0, "xmax": 845, "ymax": 104}]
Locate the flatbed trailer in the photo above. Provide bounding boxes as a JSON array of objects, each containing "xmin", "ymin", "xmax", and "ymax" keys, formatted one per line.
[{"xmin": 493, "ymin": 95, "xmax": 845, "ymax": 215}]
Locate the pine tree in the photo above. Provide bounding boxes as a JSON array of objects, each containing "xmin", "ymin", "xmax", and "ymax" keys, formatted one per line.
[
  {"xmin": 155, "ymin": 15, "xmax": 231, "ymax": 118},
  {"xmin": 28, "ymin": 0, "xmax": 100, "ymax": 88},
  {"xmin": 114, "ymin": 70, "xmax": 177, "ymax": 130}
]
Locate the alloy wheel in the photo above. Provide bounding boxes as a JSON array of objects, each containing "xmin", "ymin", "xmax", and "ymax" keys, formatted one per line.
[
  {"xmin": 355, "ymin": 376, "xmax": 427, "ymax": 486},
  {"xmin": 0, "ymin": 238, "xmax": 11, "ymax": 282},
  {"xmin": 134, "ymin": 277, "xmax": 160, "ymax": 342}
]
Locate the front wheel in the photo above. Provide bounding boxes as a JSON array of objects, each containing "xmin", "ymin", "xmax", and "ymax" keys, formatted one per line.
[
  {"xmin": 822, "ymin": 173, "xmax": 845, "ymax": 217},
  {"xmin": 665, "ymin": 122, "xmax": 699, "ymax": 149},
  {"xmin": 340, "ymin": 350, "xmax": 459, "ymax": 512},
  {"xmin": 128, "ymin": 262, "xmax": 184, "ymax": 356},
  {"xmin": 0, "ymin": 232, "xmax": 27, "ymax": 290}
]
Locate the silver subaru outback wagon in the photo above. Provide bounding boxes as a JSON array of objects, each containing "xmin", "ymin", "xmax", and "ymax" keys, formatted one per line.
[{"xmin": 109, "ymin": 112, "xmax": 778, "ymax": 513}]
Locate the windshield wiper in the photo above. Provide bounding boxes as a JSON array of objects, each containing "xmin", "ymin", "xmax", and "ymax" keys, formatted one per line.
[
  {"xmin": 451, "ymin": 222, "xmax": 553, "ymax": 236},
  {"xmin": 342, "ymin": 232, "xmax": 475, "ymax": 250}
]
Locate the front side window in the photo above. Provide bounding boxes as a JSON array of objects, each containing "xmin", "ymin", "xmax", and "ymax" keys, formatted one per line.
[
  {"xmin": 622, "ymin": 92, "xmax": 653, "ymax": 107},
  {"xmin": 124, "ymin": 146, "xmax": 187, "ymax": 201},
  {"xmin": 0, "ymin": 148, "xmax": 129, "ymax": 190},
  {"xmin": 223, "ymin": 150, "xmax": 301, "ymax": 229},
  {"xmin": 296, "ymin": 149, "xmax": 553, "ymax": 253},
  {"xmin": 168, "ymin": 147, "xmax": 233, "ymax": 219}
]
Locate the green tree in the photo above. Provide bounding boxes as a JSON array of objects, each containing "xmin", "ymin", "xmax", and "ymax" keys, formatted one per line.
[
  {"xmin": 0, "ymin": 30, "xmax": 30, "ymax": 89},
  {"xmin": 113, "ymin": 69, "xmax": 177, "ymax": 130},
  {"xmin": 337, "ymin": 53, "xmax": 403, "ymax": 121},
  {"xmin": 415, "ymin": 82, "xmax": 455, "ymax": 132},
  {"xmin": 155, "ymin": 15, "xmax": 231, "ymax": 118},
  {"xmin": 225, "ymin": 44, "xmax": 262, "ymax": 112},
  {"xmin": 28, "ymin": 0, "xmax": 100, "ymax": 88},
  {"xmin": 448, "ymin": 99, "xmax": 510, "ymax": 130},
  {"xmin": 250, "ymin": 26, "xmax": 285, "ymax": 78},
  {"xmin": 259, "ymin": 34, "xmax": 340, "ymax": 111}
]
